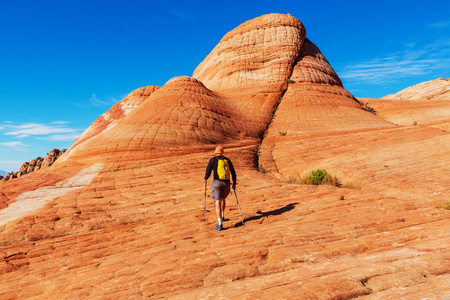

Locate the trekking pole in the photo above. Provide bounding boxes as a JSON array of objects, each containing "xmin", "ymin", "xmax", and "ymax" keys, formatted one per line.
[
  {"xmin": 233, "ymin": 188, "xmax": 245, "ymax": 226},
  {"xmin": 203, "ymin": 180, "xmax": 207, "ymax": 221}
]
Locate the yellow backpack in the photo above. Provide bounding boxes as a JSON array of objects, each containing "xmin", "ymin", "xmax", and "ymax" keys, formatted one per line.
[{"xmin": 217, "ymin": 158, "xmax": 230, "ymax": 180}]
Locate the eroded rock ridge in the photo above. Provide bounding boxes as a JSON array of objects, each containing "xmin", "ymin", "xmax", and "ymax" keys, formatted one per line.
[{"xmin": 1, "ymin": 148, "xmax": 67, "ymax": 183}]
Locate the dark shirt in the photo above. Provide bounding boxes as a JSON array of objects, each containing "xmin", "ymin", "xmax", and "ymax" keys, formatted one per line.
[{"xmin": 204, "ymin": 155, "xmax": 237, "ymax": 185}]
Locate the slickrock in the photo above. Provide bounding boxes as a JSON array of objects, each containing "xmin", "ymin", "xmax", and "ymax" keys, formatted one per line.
[
  {"xmin": 63, "ymin": 86, "xmax": 159, "ymax": 162},
  {"xmin": 383, "ymin": 78, "xmax": 450, "ymax": 100},
  {"xmin": 194, "ymin": 14, "xmax": 306, "ymax": 91},
  {"xmin": 362, "ymin": 97, "xmax": 450, "ymax": 132},
  {"xmin": 361, "ymin": 78, "xmax": 450, "ymax": 132},
  {"xmin": 1, "ymin": 13, "xmax": 449, "ymax": 299}
]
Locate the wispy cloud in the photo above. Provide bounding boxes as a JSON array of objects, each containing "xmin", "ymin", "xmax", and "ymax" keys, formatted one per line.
[
  {"xmin": 339, "ymin": 58, "xmax": 443, "ymax": 83},
  {"xmin": 88, "ymin": 93, "xmax": 121, "ymax": 107},
  {"xmin": 171, "ymin": 9, "xmax": 191, "ymax": 20},
  {"xmin": 40, "ymin": 133, "xmax": 81, "ymax": 141},
  {"xmin": 0, "ymin": 141, "xmax": 28, "ymax": 151},
  {"xmin": 90, "ymin": 94, "xmax": 110, "ymax": 107},
  {"xmin": 429, "ymin": 20, "xmax": 450, "ymax": 28},
  {"xmin": 2, "ymin": 122, "xmax": 82, "ymax": 141},
  {"xmin": 4, "ymin": 123, "xmax": 77, "ymax": 138},
  {"xmin": 51, "ymin": 121, "xmax": 71, "ymax": 125},
  {"xmin": 338, "ymin": 37, "xmax": 450, "ymax": 85}
]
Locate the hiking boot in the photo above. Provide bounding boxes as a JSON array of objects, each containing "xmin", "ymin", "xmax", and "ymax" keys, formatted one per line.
[
  {"xmin": 215, "ymin": 224, "xmax": 223, "ymax": 231},
  {"xmin": 222, "ymin": 218, "xmax": 229, "ymax": 221}
]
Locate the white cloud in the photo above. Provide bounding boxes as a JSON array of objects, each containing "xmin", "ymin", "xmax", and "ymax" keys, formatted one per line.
[
  {"xmin": 0, "ymin": 141, "xmax": 28, "ymax": 151},
  {"xmin": 39, "ymin": 133, "xmax": 81, "ymax": 141},
  {"xmin": 3, "ymin": 122, "xmax": 83, "ymax": 142},
  {"xmin": 0, "ymin": 141, "xmax": 25, "ymax": 147},
  {"xmin": 429, "ymin": 20, "xmax": 450, "ymax": 28},
  {"xmin": 73, "ymin": 93, "xmax": 122, "ymax": 108},
  {"xmin": 340, "ymin": 58, "xmax": 443, "ymax": 83},
  {"xmin": 5, "ymin": 123, "xmax": 77, "ymax": 138},
  {"xmin": 51, "ymin": 121, "xmax": 71, "ymax": 125},
  {"xmin": 89, "ymin": 93, "xmax": 122, "ymax": 107},
  {"xmin": 338, "ymin": 37, "xmax": 450, "ymax": 84},
  {"xmin": 90, "ymin": 94, "xmax": 109, "ymax": 107}
]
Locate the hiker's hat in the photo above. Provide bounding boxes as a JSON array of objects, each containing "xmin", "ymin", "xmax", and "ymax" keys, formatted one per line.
[{"xmin": 214, "ymin": 146, "xmax": 224, "ymax": 155}]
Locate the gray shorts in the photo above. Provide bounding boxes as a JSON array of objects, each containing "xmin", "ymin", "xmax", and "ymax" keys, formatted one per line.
[{"xmin": 211, "ymin": 180, "xmax": 231, "ymax": 201}]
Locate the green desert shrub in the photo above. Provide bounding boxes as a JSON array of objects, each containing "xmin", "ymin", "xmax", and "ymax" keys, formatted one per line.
[
  {"xmin": 305, "ymin": 169, "xmax": 341, "ymax": 187},
  {"xmin": 285, "ymin": 169, "xmax": 342, "ymax": 187},
  {"xmin": 258, "ymin": 164, "xmax": 266, "ymax": 174},
  {"xmin": 442, "ymin": 200, "xmax": 450, "ymax": 210},
  {"xmin": 362, "ymin": 102, "xmax": 376, "ymax": 114}
]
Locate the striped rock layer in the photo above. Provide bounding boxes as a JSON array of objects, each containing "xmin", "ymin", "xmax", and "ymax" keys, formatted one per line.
[
  {"xmin": 383, "ymin": 77, "xmax": 450, "ymax": 100},
  {"xmin": 1, "ymin": 14, "xmax": 449, "ymax": 299},
  {"xmin": 364, "ymin": 77, "xmax": 450, "ymax": 131}
]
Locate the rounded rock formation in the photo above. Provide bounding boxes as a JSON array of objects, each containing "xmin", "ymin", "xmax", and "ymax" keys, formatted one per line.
[{"xmin": 0, "ymin": 13, "xmax": 449, "ymax": 300}]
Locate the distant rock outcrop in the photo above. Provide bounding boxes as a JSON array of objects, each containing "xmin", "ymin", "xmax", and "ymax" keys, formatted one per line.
[
  {"xmin": 0, "ymin": 148, "xmax": 67, "ymax": 183},
  {"xmin": 383, "ymin": 78, "xmax": 450, "ymax": 100},
  {"xmin": 363, "ymin": 78, "xmax": 450, "ymax": 130}
]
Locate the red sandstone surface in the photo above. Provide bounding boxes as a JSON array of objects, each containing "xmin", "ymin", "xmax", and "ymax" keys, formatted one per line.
[
  {"xmin": 360, "ymin": 78, "xmax": 450, "ymax": 132},
  {"xmin": 383, "ymin": 78, "xmax": 450, "ymax": 101},
  {"xmin": 1, "ymin": 14, "xmax": 449, "ymax": 299}
]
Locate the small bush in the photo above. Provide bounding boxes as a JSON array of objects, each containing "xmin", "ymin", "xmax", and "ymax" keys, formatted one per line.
[
  {"xmin": 287, "ymin": 79, "xmax": 296, "ymax": 84},
  {"xmin": 305, "ymin": 169, "xmax": 341, "ymax": 187},
  {"xmin": 258, "ymin": 164, "xmax": 266, "ymax": 174},
  {"xmin": 362, "ymin": 102, "xmax": 376, "ymax": 114},
  {"xmin": 285, "ymin": 169, "xmax": 342, "ymax": 187},
  {"xmin": 443, "ymin": 201, "xmax": 450, "ymax": 210},
  {"xmin": 285, "ymin": 175, "xmax": 300, "ymax": 183},
  {"xmin": 306, "ymin": 169, "xmax": 326, "ymax": 185},
  {"xmin": 279, "ymin": 131, "xmax": 287, "ymax": 136}
]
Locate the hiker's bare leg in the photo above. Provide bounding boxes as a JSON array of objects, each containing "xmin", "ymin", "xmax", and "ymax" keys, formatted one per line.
[
  {"xmin": 221, "ymin": 198, "xmax": 226, "ymax": 219},
  {"xmin": 215, "ymin": 199, "xmax": 223, "ymax": 222}
]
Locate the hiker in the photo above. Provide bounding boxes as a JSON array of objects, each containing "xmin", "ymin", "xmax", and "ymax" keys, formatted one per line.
[{"xmin": 204, "ymin": 146, "xmax": 237, "ymax": 231}]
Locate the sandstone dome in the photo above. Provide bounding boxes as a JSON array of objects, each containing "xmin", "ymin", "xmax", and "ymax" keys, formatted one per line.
[
  {"xmin": 362, "ymin": 78, "xmax": 450, "ymax": 130},
  {"xmin": 0, "ymin": 13, "xmax": 449, "ymax": 299},
  {"xmin": 382, "ymin": 77, "xmax": 450, "ymax": 100}
]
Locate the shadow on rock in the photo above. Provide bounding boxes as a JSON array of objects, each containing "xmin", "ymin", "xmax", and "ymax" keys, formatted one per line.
[{"xmin": 234, "ymin": 202, "xmax": 299, "ymax": 227}]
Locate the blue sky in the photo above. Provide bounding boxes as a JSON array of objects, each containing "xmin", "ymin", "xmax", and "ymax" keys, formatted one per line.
[{"xmin": 1, "ymin": 0, "xmax": 449, "ymax": 172}]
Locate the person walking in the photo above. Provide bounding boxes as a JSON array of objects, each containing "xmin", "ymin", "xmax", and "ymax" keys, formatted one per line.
[{"xmin": 204, "ymin": 146, "xmax": 237, "ymax": 231}]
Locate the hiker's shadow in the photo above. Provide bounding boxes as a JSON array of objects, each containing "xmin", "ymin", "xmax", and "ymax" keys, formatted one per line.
[{"xmin": 234, "ymin": 202, "xmax": 299, "ymax": 228}]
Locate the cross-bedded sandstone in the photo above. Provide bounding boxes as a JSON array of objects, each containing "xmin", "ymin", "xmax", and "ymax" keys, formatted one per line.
[{"xmin": 0, "ymin": 13, "xmax": 449, "ymax": 299}]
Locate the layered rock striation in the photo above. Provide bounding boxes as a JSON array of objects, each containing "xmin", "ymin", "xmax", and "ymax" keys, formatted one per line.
[
  {"xmin": 363, "ymin": 78, "xmax": 450, "ymax": 131},
  {"xmin": 383, "ymin": 77, "xmax": 450, "ymax": 100},
  {"xmin": 0, "ymin": 14, "xmax": 449, "ymax": 299}
]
